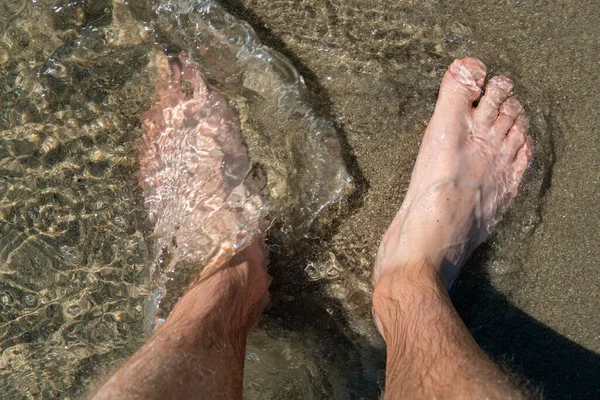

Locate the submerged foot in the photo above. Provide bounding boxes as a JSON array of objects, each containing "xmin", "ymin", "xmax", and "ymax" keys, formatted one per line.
[
  {"xmin": 139, "ymin": 52, "xmax": 269, "ymax": 331},
  {"xmin": 374, "ymin": 57, "xmax": 533, "ymax": 292}
]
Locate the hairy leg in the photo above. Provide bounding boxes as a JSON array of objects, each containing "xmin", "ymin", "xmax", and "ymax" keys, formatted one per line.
[
  {"xmin": 90, "ymin": 240, "xmax": 270, "ymax": 400},
  {"xmin": 373, "ymin": 58, "xmax": 532, "ymax": 399},
  {"xmin": 374, "ymin": 264, "xmax": 524, "ymax": 399}
]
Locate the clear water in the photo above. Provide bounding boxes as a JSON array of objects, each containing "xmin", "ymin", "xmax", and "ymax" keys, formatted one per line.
[{"xmin": 0, "ymin": 0, "xmax": 351, "ymax": 397}]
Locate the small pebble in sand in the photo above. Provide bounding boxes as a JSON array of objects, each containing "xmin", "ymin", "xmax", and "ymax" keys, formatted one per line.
[{"xmin": 0, "ymin": 48, "xmax": 9, "ymax": 65}]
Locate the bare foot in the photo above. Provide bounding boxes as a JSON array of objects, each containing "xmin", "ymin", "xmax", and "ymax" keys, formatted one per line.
[
  {"xmin": 139, "ymin": 52, "xmax": 268, "ymax": 331},
  {"xmin": 374, "ymin": 57, "xmax": 533, "ymax": 291}
]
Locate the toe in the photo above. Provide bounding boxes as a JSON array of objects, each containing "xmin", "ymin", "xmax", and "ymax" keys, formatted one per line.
[
  {"xmin": 502, "ymin": 115, "xmax": 529, "ymax": 160},
  {"xmin": 474, "ymin": 76, "xmax": 513, "ymax": 126},
  {"xmin": 508, "ymin": 137, "xmax": 533, "ymax": 191},
  {"xmin": 438, "ymin": 58, "xmax": 487, "ymax": 109},
  {"xmin": 493, "ymin": 97, "xmax": 523, "ymax": 137}
]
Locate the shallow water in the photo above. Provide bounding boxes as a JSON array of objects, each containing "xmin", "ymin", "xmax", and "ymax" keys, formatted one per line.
[
  {"xmin": 1, "ymin": 0, "xmax": 599, "ymax": 399},
  {"xmin": 0, "ymin": 0, "xmax": 350, "ymax": 396}
]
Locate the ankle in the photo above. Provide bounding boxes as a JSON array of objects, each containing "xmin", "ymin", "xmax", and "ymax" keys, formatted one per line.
[
  {"xmin": 374, "ymin": 259, "xmax": 443, "ymax": 298},
  {"xmin": 372, "ymin": 261, "xmax": 447, "ymax": 338},
  {"xmin": 159, "ymin": 252, "xmax": 269, "ymax": 344}
]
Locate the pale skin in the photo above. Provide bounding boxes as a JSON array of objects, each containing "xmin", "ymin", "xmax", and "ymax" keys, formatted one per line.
[{"xmin": 90, "ymin": 58, "xmax": 533, "ymax": 399}]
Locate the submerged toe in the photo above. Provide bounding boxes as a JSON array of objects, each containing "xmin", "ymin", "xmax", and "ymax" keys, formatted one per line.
[
  {"xmin": 475, "ymin": 75, "xmax": 513, "ymax": 126},
  {"xmin": 502, "ymin": 115, "xmax": 529, "ymax": 160},
  {"xmin": 512, "ymin": 137, "xmax": 533, "ymax": 177},
  {"xmin": 494, "ymin": 97, "xmax": 523, "ymax": 136}
]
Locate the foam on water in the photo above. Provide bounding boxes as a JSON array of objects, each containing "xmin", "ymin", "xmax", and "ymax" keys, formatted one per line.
[{"xmin": 151, "ymin": 0, "xmax": 351, "ymax": 229}]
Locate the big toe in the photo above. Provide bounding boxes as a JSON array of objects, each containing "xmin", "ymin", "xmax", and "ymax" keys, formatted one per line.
[{"xmin": 438, "ymin": 58, "xmax": 487, "ymax": 109}]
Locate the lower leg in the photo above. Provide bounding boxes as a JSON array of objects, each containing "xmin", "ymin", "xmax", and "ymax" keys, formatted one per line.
[
  {"xmin": 90, "ymin": 240, "xmax": 270, "ymax": 400},
  {"xmin": 373, "ymin": 263, "xmax": 524, "ymax": 399}
]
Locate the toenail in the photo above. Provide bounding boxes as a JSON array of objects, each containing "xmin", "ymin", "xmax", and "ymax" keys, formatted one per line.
[
  {"xmin": 450, "ymin": 61, "xmax": 472, "ymax": 79},
  {"xmin": 466, "ymin": 57, "xmax": 488, "ymax": 73},
  {"xmin": 450, "ymin": 60, "xmax": 479, "ymax": 89},
  {"xmin": 522, "ymin": 136, "xmax": 534, "ymax": 155},
  {"xmin": 500, "ymin": 98, "xmax": 522, "ymax": 114},
  {"xmin": 496, "ymin": 78, "xmax": 512, "ymax": 90},
  {"xmin": 489, "ymin": 76, "xmax": 512, "ymax": 90}
]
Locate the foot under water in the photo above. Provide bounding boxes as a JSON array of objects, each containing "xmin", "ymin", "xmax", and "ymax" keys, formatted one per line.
[{"xmin": 0, "ymin": 0, "xmax": 352, "ymax": 397}]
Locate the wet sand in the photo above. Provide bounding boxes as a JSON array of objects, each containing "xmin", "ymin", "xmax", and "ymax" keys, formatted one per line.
[{"xmin": 219, "ymin": 0, "xmax": 600, "ymax": 397}]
